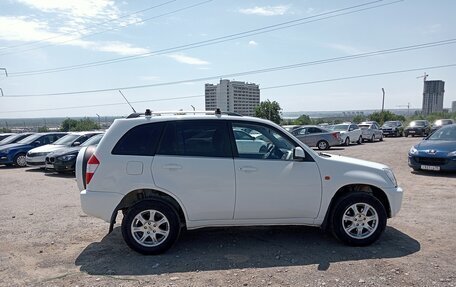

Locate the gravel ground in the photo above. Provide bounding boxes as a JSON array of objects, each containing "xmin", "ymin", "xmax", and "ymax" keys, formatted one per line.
[{"xmin": 0, "ymin": 136, "xmax": 455, "ymax": 287}]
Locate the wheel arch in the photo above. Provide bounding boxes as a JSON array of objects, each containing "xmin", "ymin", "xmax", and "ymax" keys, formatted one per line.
[
  {"xmin": 321, "ymin": 184, "xmax": 391, "ymax": 231},
  {"xmin": 109, "ymin": 188, "xmax": 187, "ymax": 233}
]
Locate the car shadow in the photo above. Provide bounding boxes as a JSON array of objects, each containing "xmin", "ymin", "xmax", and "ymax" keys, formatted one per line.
[
  {"xmin": 44, "ymin": 171, "xmax": 75, "ymax": 178},
  {"xmin": 411, "ymin": 170, "xmax": 456, "ymax": 178},
  {"xmin": 75, "ymin": 226, "xmax": 419, "ymax": 276}
]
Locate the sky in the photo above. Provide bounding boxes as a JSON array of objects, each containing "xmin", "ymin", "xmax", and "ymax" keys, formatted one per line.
[{"xmin": 0, "ymin": 0, "xmax": 455, "ymax": 119}]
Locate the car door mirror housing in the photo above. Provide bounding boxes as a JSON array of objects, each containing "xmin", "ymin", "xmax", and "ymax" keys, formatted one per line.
[
  {"xmin": 73, "ymin": 142, "xmax": 81, "ymax": 146},
  {"xmin": 293, "ymin": 147, "xmax": 305, "ymax": 159}
]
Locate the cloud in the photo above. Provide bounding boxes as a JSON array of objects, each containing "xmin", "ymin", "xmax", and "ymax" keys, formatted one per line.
[
  {"xmin": 0, "ymin": 16, "xmax": 148, "ymax": 56},
  {"xmin": 326, "ymin": 43, "xmax": 363, "ymax": 54},
  {"xmin": 248, "ymin": 40, "xmax": 258, "ymax": 47},
  {"xmin": 239, "ymin": 5, "xmax": 289, "ymax": 16},
  {"xmin": 168, "ymin": 54, "xmax": 210, "ymax": 65}
]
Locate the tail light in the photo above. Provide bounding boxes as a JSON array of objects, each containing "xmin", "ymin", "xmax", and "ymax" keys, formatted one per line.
[
  {"xmin": 86, "ymin": 155, "xmax": 100, "ymax": 185},
  {"xmin": 331, "ymin": 132, "xmax": 340, "ymax": 140}
]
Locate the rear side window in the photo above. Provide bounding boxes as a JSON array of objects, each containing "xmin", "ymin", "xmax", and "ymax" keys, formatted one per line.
[
  {"xmin": 112, "ymin": 123, "xmax": 164, "ymax": 156},
  {"xmin": 157, "ymin": 121, "xmax": 231, "ymax": 158}
]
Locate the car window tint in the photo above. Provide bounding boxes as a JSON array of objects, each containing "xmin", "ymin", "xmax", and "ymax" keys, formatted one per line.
[
  {"xmin": 112, "ymin": 123, "xmax": 164, "ymax": 156},
  {"xmin": 231, "ymin": 122, "xmax": 295, "ymax": 161},
  {"xmin": 157, "ymin": 121, "xmax": 231, "ymax": 158}
]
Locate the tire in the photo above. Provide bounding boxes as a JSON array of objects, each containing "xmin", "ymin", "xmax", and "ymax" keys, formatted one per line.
[
  {"xmin": 357, "ymin": 136, "xmax": 362, "ymax": 145},
  {"xmin": 317, "ymin": 140, "xmax": 329, "ymax": 150},
  {"xmin": 122, "ymin": 200, "xmax": 181, "ymax": 255},
  {"xmin": 404, "ymin": 133, "xmax": 408, "ymax": 137},
  {"xmin": 344, "ymin": 137, "xmax": 350, "ymax": 146},
  {"xmin": 379, "ymin": 135, "xmax": 383, "ymax": 142},
  {"xmin": 370, "ymin": 135, "xmax": 375, "ymax": 142},
  {"xmin": 13, "ymin": 153, "xmax": 27, "ymax": 167},
  {"xmin": 331, "ymin": 192, "xmax": 387, "ymax": 246}
]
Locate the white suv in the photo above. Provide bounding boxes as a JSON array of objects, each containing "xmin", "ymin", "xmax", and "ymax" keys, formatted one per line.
[{"xmin": 76, "ymin": 109, "xmax": 403, "ymax": 255}]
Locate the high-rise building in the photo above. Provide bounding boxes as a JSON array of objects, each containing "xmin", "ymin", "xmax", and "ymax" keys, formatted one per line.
[
  {"xmin": 205, "ymin": 79, "xmax": 260, "ymax": 116},
  {"xmin": 422, "ymin": 80, "xmax": 445, "ymax": 115},
  {"xmin": 452, "ymin": 101, "xmax": 456, "ymax": 113}
]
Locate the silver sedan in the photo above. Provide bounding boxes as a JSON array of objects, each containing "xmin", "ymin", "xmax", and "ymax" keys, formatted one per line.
[{"xmin": 290, "ymin": 125, "xmax": 342, "ymax": 150}]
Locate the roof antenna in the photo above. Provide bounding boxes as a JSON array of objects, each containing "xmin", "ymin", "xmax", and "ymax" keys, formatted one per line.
[{"xmin": 118, "ymin": 90, "xmax": 136, "ymax": 113}]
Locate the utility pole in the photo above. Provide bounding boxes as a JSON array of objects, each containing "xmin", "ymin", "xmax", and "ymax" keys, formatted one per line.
[
  {"xmin": 96, "ymin": 114, "xmax": 101, "ymax": 128},
  {"xmin": 381, "ymin": 88, "xmax": 385, "ymax": 113}
]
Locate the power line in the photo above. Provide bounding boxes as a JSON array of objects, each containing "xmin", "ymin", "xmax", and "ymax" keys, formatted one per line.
[
  {"xmin": 7, "ymin": 0, "xmax": 403, "ymax": 77},
  {"xmin": 1, "ymin": 63, "xmax": 455, "ymax": 114},
  {"xmin": 3, "ymin": 38, "xmax": 456, "ymax": 97},
  {"xmin": 0, "ymin": 0, "xmax": 213, "ymax": 57},
  {"xmin": 0, "ymin": 0, "xmax": 177, "ymax": 52}
]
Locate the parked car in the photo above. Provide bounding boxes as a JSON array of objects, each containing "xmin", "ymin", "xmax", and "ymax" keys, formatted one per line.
[
  {"xmin": 45, "ymin": 133, "xmax": 104, "ymax": 172},
  {"xmin": 431, "ymin": 119, "xmax": 454, "ymax": 134},
  {"xmin": 359, "ymin": 123, "xmax": 383, "ymax": 142},
  {"xmin": 0, "ymin": 133, "xmax": 14, "ymax": 141},
  {"xmin": 76, "ymin": 110, "xmax": 402, "ymax": 254},
  {"xmin": 328, "ymin": 124, "xmax": 363, "ymax": 146},
  {"xmin": 381, "ymin": 121, "xmax": 404, "ymax": 137},
  {"xmin": 360, "ymin": 121, "xmax": 381, "ymax": 127},
  {"xmin": 408, "ymin": 124, "xmax": 456, "ymax": 171},
  {"xmin": 290, "ymin": 125, "xmax": 342, "ymax": 150},
  {"xmin": 404, "ymin": 120, "xmax": 431, "ymax": 137},
  {"xmin": 26, "ymin": 131, "xmax": 102, "ymax": 167},
  {"xmin": 232, "ymin": 129, "xmax": 268, "ymax": 154},
  {"xmin": 0, "ymin": 133, "xmax": 34, "ymax": 146},
  {"xmin": 0, "ymin": 132, "xmax": 67, "ymax": 167},
  {"xmin": 281, "ymin": 125, "xmax": 300, "ymax": 132}
]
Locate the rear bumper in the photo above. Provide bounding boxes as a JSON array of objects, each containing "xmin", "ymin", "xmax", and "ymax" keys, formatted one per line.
[{"xmin": 80, "ymin": 190, "xmax": 124, "ymax": 222}]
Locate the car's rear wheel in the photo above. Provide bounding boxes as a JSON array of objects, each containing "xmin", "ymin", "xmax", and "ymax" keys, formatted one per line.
[
  {"xmin": 317, "ymin": 140, "xmax": 329, "ymax": 150},
  {"xmin": 331, "ymin": 193, "xmax": 386, "ymax": 246},
  {"xmin": 122, "ymin": 200, "xmax": 181, "ymax": 255},
  {"xmin": 370, "ymin": 135, "xmax": 375, "ymax": 142},
  {"xmin": 13, "ymin": 153, "xmax": 27, "ymax": 167},
  {"xmin": 344, "ymin": 137, "xmax": 350, "ymax": 146}
]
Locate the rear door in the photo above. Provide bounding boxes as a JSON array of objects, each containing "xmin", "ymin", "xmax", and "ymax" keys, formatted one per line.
[{"xmin": 152, "ymin": 120, "xmax": 236, "ymax": 221}]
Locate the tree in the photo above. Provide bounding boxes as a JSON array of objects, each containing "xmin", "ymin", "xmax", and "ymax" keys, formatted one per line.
[
  {"xmin": 254, "ymin": 100, "xmax": 282, "ymax": 124},
  {"xmin": 352, "ymin": 114, "xmax": 366, "ymax": 124},
  {"xmin": 60, "ymin": 118, "xmax": 99, "ymax": 131},
  {"xmin": 294, "ymin": 114, "xmax": 313, "ymax": 125},
  {"xmin": 37, "ymin": 126, "xmax": 49, "ymax": 132},
  {"xmin": 368, "ymin": 111, "xmax": 405, "ymax": 125},
  {"xmin": 61, "ymin": 118, "xmax": 78, "ymax": 132}
]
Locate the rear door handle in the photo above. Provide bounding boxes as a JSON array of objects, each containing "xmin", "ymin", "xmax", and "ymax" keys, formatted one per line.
[
  {"xmin": 240, "ymin": 166, "xmax": 258, "ymax": 173},
  {"xmin": 162, "ymin": 164, "xmax": 182, "ymax": 170}
]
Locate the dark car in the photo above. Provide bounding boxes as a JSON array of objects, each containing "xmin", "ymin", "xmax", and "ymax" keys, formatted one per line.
[
  {"xmin": 381, "ymin": 121, "xmax": 404, "ymax": 137},
  {"xmin": 45, "ymin": 133, "xmax": 104, "ymax": 172},
  {"xmin": 0, "ymin": 133, "xmax": 35, "ymax": 146},
  {"xmin": 0, "ymin": 132, "xmax": 67, "ymax": 167},
  {"xmin": 404, "ymin": 120, "xmax": 431, "ymax": 137},
  {"xmin": 431, "ymin": 119, "xmax": 454, "ymax": 134},
  {"xmin": 408, "ymin": 124, "xmax": 456, "ymax": 172}
]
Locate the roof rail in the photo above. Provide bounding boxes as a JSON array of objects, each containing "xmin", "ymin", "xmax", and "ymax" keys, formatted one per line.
[{"xmin": 126, "ymin": 109, "xmax": 243, "ymax": 118}]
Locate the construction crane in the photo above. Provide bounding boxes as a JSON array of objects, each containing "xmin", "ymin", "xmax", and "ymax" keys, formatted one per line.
[{"xmin": 416, "ymin": 72, "xmax": 428, "ymax": 82}]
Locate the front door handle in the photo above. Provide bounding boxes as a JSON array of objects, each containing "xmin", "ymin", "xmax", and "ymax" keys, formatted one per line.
[
  {"xmin": 240, "ymin": 166, "xmax": 257, "ymax": 173},
  {"xmin": 162, "ymin": 164, "xmax": 182, "ymax": 170}
]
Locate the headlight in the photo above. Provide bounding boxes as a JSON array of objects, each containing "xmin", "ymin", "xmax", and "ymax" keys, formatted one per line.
[
  {"xmin": 409, "ymin": 146, "xmax": 418, "ymax": 155},
  {"xmin": 448, "ymin": 151, "xmax": 456, "ymax": 157},
  {"xmin": 58, "ymin": 154, "xmax": 76, "ymax": 161},
  {"xmin": 383, "ymin": 168, "xmax": 398, "ymax": 187}
]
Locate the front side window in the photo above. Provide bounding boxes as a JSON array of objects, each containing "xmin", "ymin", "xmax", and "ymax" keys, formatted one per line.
[
  {"xmin": 157, "ymin": 121, "xmax": 231, "ymax": 158},
  {"xmin": 232, "ymin": 122, "xmax": 296, "ymax": 161}
]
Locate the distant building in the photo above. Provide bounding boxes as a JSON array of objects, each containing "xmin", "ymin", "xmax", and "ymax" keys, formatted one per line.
[
  {"xmin": 422, "ymin": 80, "xmax": 445, "ymax": 115},
  {"xmin": 205, "ymin": 79, "xmax": 260, "ymax": 116},
  {"xmin": 452, "ymin": 101, "xmax": 456, "ymax": 113}
]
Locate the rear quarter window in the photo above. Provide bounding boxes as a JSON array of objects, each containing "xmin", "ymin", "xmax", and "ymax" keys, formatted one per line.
[{"xmin": 112, "ymin": 122, "xmax": 164, "ymax": 156}]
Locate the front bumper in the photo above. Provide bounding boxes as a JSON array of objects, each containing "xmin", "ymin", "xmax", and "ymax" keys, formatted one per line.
[
  {"xmin": 408, "ymin": 155, "xmax": 456, "ymax": 171},
  {"xmin": 384, "ymin": 186, "xmax": 403, "ymax": 217},
  {"xmin": 80, "ymin": 190, "xmax": 124, "ymax": 222},
  {"xmin": 0, "ymin": 153, "xmax": 12, "ymax": 164},
  {"xmin": 26, "ymin": 154, "xmax": 47, "ymax": 167}
]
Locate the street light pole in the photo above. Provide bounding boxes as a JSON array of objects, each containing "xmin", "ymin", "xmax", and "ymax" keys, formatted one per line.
[{"xmin": 381, "ymin": 88, "xmax": 385, "ymax": 113}]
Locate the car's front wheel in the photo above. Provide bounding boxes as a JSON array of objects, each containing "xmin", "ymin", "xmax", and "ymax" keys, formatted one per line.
[
  {"xmin": 357, "ymin": 136, "xmax": 362, "ymax": 145},
  {"xmin": 13, "ymin": 153, "xmax": 27, "ymax": 167},
  {"xmin": 331, "ymin": 193, "xmax": 387, "ymax": 246},
  {"xmin": 344, "ymin": 137, "xmax": 350, "ymax": 146},
  {"xmin": 122, "ymin": 200, "xmax": 181, "ymax": 255}
]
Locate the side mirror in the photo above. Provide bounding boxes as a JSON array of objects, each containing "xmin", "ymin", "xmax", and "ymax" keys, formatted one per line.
[
  {"xmin": 73, "ymin": 142, "xmax": 81, "ymax": 146},
  {"xmin": 293, "ymin": 147, "xmax": 306, "ymax": 159}
]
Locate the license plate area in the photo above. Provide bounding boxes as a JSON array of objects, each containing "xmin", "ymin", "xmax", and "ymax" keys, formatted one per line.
[{"xmin": 421, "ymin": 165, "xmax": 440, "ymax": 171}]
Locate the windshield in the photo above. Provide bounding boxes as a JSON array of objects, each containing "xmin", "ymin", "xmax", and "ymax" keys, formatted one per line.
[
  {"xmin": 434, "ymin": 119, "xmax": 453, "ymax": 126},
  {"xmin": 332, "ymin": 124, "xmax": 349, "ymax": 131},
  {"xmin": 0, "ymin": 134, "xmax": 31, "ymax": 145},
  {"xmin": 358, "ymin": 124, "xmax": 370, "ymax": 129},
  {"xmin": 17, "ymin": 134, "xmax": 42, "ymax": 144},
  {"xmin": 428, "ymin": 125, "xmax": 456, "ymax": 141},
  {"xmin": 53, "ymin": 134, "xmax": 80, "ymax": 145},
  {"xmin": 81, "ymin": 134, "xmax": 103, "ymax": 146},
  {"xmin": 410, "ymin": 121, "xmax": 425, "ymax": 127},
  {"xmin": 383, "ymin": 121, "xmax": 399, "ymax": 127}
]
